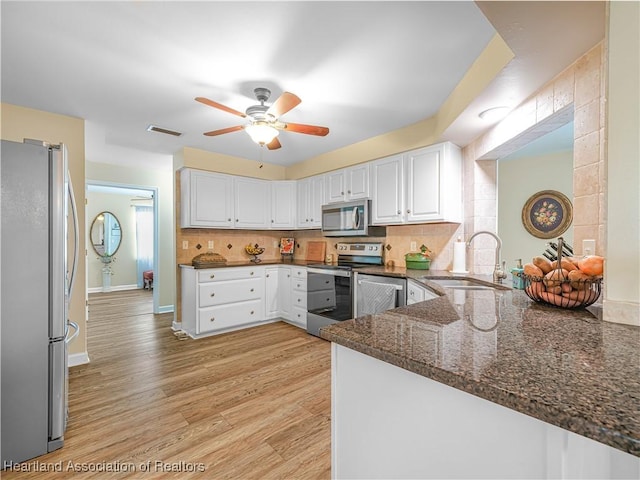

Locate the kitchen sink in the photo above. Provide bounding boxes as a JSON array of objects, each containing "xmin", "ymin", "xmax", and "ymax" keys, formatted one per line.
[{"xmin": 424, "ymin": 278, "xmax": 504, "ymax": 290}]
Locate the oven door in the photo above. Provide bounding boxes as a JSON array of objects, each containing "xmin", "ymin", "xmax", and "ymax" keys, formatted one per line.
[{"xmin": 306, "ymin": 266, "xmax": 353, "ymax": 337}]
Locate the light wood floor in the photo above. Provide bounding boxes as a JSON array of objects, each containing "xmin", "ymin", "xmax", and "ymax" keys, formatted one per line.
[{"xmin": 4, "ymin": 289, "xmax": 331, "ymax": 479}]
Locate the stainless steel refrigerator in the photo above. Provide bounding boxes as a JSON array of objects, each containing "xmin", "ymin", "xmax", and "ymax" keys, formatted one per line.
[{"xmin": 1, "ymin": 139, "xmax": 79, "ymax": 465}]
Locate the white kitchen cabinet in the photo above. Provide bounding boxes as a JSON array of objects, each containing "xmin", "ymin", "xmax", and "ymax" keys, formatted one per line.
[
  {"xmin": 407, "ymin": 279, "xmax": 439, "ymax": 305},
  {"xmin": 180, "ymin": 265, "xmax": 267, "ymax": 338},
  {"xmin": 405, "ymin": 142, "xmax": 462, "ymax": 223},
  {"xmin": 278, "ymin": 266, "xmax": 292, "ymax": 319},
  {"xmin": 270, "ymin": 181, "xmax": 296, "ymax": 229},
  {"xmin": 264, "ymin": 267, "xmax": 280, "ymax": 319},
  {"xmin": 370, "ymin": 142, "xmax": 462, "ymax": 225},
  {"xmin": 233, "ymin": 177, "xmax": 270, "ymax": 229},
  {"xmin": 296, "ymin": 175, "xmax": 325, "ymax": 229},
  {"xmin": 288, "ymin": 267, "xmax": 307, "ymax": 329},
  {"xmin": 325, "ymin": 164, "xmax": 369, "ymax": 204},
  {"xmin": 370, "ymin": 154, "xmax": 404, "ymax": 224},
  {"xmin": 180, "ymin": 168, "xmax": 234, "ymax": 228}
]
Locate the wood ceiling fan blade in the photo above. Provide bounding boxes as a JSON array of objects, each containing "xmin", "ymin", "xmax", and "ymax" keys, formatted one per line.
[
  {"xmin": 195, "ymin": 97, "xmax": 247, "ymax": 118},
  {"xmin": 266, "ymin": 92, "xmax": 301, "ymax": 118},
  {"xmin": 284, "ymin": 122, "xmax": 329, "ymax": 136},
  {"xmin": 203, "ymin": 125, "xmax": 244, "ymax": 136},
  {"xmin": 266, "ymin": 137, "xmax": 282, "ymax": 150}
]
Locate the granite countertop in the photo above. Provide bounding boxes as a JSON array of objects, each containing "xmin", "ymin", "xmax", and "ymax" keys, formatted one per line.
[
  {"xmin": 320, "ymin": 269, "xmax": 640, "ymax": 457},
  {"xmin": 179, "ymin": 258, "xmax": 319, "ymax": 269}
]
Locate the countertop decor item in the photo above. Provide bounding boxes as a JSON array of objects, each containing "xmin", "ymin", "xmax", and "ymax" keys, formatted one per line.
[
  {"xmin": 405, "ymin": 245, "xmax": 432, "ymax": 270},
  {"xmin": 280, "ymin": 237, "xmax": 294, "ymax": 255},
  {"xmin": 522, "ymin": 190, "xmax": 573, "ymax": 239},
  {"xmin": 521, "ymin": 237, "xmax": 602, "ymax": 309},
  {"xmin": 244, "ymin": 244, "xmax": 265, "ymax": 263},
  {"xmin": 450, "ymin": 236, "xmax": 468, "ymax": 273},
  {"xmin": 306, "ymin": 241, "xmax": 326, "ymax": 263},
  {"xmin": 192, "ymin": 252, "xmax": 227, "ymax": 268}
]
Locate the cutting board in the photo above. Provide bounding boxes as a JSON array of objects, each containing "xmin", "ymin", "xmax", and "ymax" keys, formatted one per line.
[{"xmin": 306, "ymin": 241, "xmax": 326, "ymax": 263}]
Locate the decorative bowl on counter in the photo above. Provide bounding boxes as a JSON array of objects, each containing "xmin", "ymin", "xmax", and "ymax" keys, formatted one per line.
[
  {"xmin": 245, "ymin": 244, "xmax": 265, "ymax": 263},
  {"xmin": 405, "ymin": 245, "xmax": 433, "ymax": 270},
  {"xmin": 521, "ymin": 273, "xmax": 602, "ymax": 309}
]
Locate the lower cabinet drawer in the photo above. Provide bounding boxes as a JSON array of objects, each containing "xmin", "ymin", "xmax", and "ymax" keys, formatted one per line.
[
  {"xmin": 292, "ymin": 290, "xmax": 307, "ymax": 309},
  {"xmin": 292, "ymin": 277, "xmax": 307, "ymax": 292},
  {"xmin": 197, "ymin": 300, "xmax": 264, "ymax": 334},
  {"xmin": 289, "ymin": 306, "xmax": 307, "ymax": 329},
  {"xmin": 199, "ymin": 278, "xmax": 262, "ymax": 307}
]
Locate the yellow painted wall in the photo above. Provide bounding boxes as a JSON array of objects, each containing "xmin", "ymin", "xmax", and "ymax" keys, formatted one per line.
[
  {"xmin": 1, "ymin": 103, "xmax": 87, "ymax": 357},
  {"xmin": 176, "ymin": 146, "xmax": 286, "ymax": 180}
]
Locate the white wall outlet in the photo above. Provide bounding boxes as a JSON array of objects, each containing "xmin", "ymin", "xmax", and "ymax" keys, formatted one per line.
[
  {"xmin": 583, "ymin": 239, "xmax": 596, "ymax": 256},
  {"xmin": 410, "ymin": 241, "xmax": 417, "ymax": 251},
  {"xmin": 208, "ymin": 240, "xmax": 214, "ymax": 250},
  {"xmin": 182, "ymin": 240, "xmax": 188, "ymax": 250},
  {"xmin": 273, "ymin": 240, "xmax": 279, "ymax": 248}
]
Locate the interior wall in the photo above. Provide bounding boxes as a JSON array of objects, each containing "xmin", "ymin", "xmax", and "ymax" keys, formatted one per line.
[
  {"xmin": 86, "ymin": 161, "xmax": 174, "ymax": 313},
  {"xmin": 86, "ymin": 191, "xmax": 139, "ymax": 290},
  {"xmin": 1, "ymin": 103, "xmax": 87, "ymax": 359},
  {"xmin": 498, "ymin": 151, "xmax": 574, "ymax": 269}
]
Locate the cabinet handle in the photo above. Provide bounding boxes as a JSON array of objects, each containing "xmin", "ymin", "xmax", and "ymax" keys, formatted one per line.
[
  {"xmin": 250, "ymin": 310, "xmax": 254, "ymax": 315},
  {"xmin": 210, "ymin": 317, "xmax": 215, "ymax": 322},
  {"xmin": 348, "ymin": 190, "xmax": 351, "ymax": 194},
  {"xmin": 326, "ymin": 298, "xmax": 330, "ymax": 302},
  {"xmin": 325, "ymin": 280, "xmax": 330, "ymax": 284},
  {"xmin": 287, "ymin": 274, "xmax": 290, "ymax": 278},
  {"xmin": 250, "ymin": 271, "xmax": 254, "ymax": 276},
  {"xmin": 410, "ymin": 291, "xmax": 414, "ymax": 296},
  {"xmin": 305, "ymin": 218, "xmax": 309, "ymax": 222},
  {"xmin": 250, "ymin": 288, "xmax": 254, "ymax": 292},
  {"xmin": 271, "ymin": 219, "xmax": 274, "ymax": 223},
  {"xmin": 297, "ymin": 298, "xmax": 301, "ymax": 303},
  {"xmin": 236, "ymin": 218, "xmax": 239, "ymax": 222},
  {"xmin": 210, "ymin": 274, "xmax": 215, "ymax": 279},
  {"xmin": 227, "ymin": 218, "xmax": 231, "ymax": 222},
  {"xmin": 406, "ymin": 209, "xmax": 410, "ymax": 214},
  {"xmin": 397, "ymin": 210, "xmax": 401, "ymax": 215},
  {"xmin": 310, "ymin": 218, "xmax": 314, "ymax": 222},
  {"xmin": 210, "ymin": 292, "xmax": 215, "ymax": 297},
  {"xmin": 341, "ymin": 191, "xmax": 344, "ymax": 195},
  {"xmin": 266, "ymin": 274, "xmax": 270, "ymax": 278}
]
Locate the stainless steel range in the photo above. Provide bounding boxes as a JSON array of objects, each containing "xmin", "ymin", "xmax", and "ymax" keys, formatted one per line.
[{"xmin": 306, "ymin": 242, "xmax": 383, "ymax": 337}]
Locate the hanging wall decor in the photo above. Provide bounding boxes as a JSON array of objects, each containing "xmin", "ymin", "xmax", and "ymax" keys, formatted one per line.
[{"xmin": 521, "ymin": 190, "xmax": 573, "ymax": 239}]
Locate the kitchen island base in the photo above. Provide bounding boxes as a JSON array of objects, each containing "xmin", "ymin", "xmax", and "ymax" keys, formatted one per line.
[{"xmin": 331, "ymin": 344, "xmax": 639, "ymax": 479}]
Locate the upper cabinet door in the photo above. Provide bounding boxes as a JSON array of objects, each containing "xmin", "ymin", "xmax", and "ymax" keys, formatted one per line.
[
  {"xmin": 296, "ymin": 178, "xmax": 311, "ymax": 228},
  {"xmin": 234, "ymin": 177, "xmax": 270, "ymax": 229},
  {"xmin": 345, "ymin": 164, "xmax": 369, "ymax": 200},
  {"xmin": 180, "ymin": 169, "xmax": 234, "ymax": 228},
  {"xmin": 370, "ymin": 155, "xmax": 404, "ymax": 225},
  {"xmin": 324, "ymin": 165, "xmax": 369, "ymax": 204},
  {"xmin": 309, "ymin": 175, "xmax": 325, "ymax": 228},
  {"xmin": 405, "ymin": 142, "xmax": 462, "ymax": 223},
  {"xmin": 270, "ymin": 181, "xmax": 297, "ymax": 229},
  {"xmin": 325, "ymin": 170, "xmax": 346, "ymax": 204}
]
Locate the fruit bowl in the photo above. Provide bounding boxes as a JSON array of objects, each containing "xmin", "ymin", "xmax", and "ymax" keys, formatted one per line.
[
  {"xmin": 245, "ymin": 244, "xmax": 265, "ymax": 263},
  {"xmin": 521, "ymin": 273, "xmax": 602, "ymax": 309}
]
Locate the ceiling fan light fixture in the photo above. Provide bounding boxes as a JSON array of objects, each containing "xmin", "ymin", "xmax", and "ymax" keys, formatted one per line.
[{"xmin": 245, "ymin": 122, "xmax": 279, "ymax": 145}]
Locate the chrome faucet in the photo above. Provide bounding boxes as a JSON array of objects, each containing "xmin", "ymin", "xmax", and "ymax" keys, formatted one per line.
[{"xmin": 466, "ymin": 231, "xmax": 507, "ymax": 284}]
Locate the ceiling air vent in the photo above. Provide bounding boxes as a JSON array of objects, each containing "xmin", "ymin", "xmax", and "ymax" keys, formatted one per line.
[{"xmin": 146, "ymin": 125, "xmax": 182, "ymax": 136}]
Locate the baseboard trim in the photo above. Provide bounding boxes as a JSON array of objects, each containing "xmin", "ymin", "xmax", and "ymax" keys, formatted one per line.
[
  {"xmin": 158, "ymin": 305, "xmax": 174, "ymax": 314},
  {"xmin": 171, "ymin": 320, "xmax": 182, "ymax": 331},
  {"xmin": 69, "ymin": 352, "xmax": 90, "ymax": 367},
  {"xmin": 88, "ymin": 284, "xmax": 140, "ymax": 294}
]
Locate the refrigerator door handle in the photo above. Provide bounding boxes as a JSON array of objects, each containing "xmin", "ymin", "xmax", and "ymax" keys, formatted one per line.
[
  {"xmin": 65, "ymin": 321, "xmax": 79, "ymax": 345},
  {"xmin": 68, "ymin": 174, "xmax": 79, "ymax": 299}
]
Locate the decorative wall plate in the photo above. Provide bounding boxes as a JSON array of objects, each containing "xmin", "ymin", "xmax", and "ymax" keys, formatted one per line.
[{"xmin": 522, "ymin": 190, "xmax": 573, "ymax": 239}]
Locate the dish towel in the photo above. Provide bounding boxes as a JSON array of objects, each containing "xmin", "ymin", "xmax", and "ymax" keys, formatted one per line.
[{"xmin": 359, "ymin": 281, "xmax": 399, "ymax": 315}]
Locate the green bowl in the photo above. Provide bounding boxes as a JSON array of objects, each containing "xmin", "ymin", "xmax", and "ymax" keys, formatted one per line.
[{"xmin": 405, "ymin": 253, "xmax": 431, "ymax": 270}]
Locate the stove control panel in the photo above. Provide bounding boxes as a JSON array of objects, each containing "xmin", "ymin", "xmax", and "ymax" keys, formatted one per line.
[{"xmin": 336, "ymin": 242, "xmax": 384, "ymax": 257}]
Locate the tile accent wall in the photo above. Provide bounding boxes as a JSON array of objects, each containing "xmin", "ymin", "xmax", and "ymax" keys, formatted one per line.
[{"xmin": 463, "ymin": 42, "xmax": 606, "ymax": 274}]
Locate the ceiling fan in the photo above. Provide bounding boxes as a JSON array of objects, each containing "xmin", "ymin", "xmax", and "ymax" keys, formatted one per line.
[{"xmin": 195, "ymin": 87, "xmax": 329, "ymax": 150}]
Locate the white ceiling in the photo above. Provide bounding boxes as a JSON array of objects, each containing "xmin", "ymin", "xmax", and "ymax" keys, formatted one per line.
[{"xmin": 1, "ymin": 1, "xmax": 604, "ymax": 170}]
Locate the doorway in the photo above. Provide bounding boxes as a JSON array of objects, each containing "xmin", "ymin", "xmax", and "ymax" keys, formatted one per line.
[{"xmin": 85, "ymin": 181, "xmax": 160, "ymax": 314}]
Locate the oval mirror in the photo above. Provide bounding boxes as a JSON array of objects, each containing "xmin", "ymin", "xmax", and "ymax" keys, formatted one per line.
[{"xmin": 90, "ymin": 211, "xmax": 122, "ymax": 257}]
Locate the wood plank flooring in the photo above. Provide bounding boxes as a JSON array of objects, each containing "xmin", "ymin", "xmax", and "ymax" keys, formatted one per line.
[{"xmin": 3, "ymin": 289, "xmax": 331, "ymax": 479}]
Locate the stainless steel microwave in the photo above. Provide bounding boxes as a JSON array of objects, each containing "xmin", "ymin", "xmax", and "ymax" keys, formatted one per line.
[{"xmin": 321, "ymin": 199, "xmax": 386, "ymax": 237}]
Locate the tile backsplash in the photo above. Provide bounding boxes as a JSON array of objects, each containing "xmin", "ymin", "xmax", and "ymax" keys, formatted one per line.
[{"xmin": 177, "ymin": 223, "xmax": 464, "ymax": 270}]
